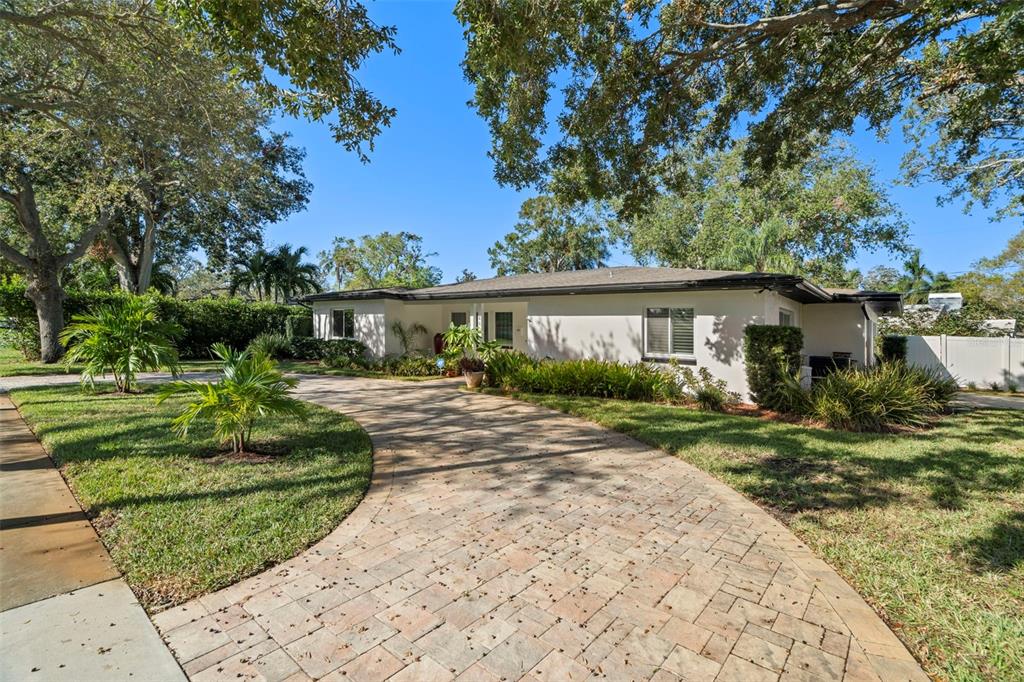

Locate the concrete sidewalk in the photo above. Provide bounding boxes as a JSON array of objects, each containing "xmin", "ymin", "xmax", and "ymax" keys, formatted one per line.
[{"xmin": 0, "ymin": 396, "xmax": 184, "ymax": 682}]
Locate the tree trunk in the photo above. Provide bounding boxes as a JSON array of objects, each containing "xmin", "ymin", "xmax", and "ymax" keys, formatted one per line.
[{"xmin": 24, "ymin": 269, "xmax": 65, "ymax": 363}]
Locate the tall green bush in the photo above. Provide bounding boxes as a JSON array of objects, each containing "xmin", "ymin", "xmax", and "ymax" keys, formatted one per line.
[
  {"xmin": 879, "ymin": 335, "xmax": 908, "ymax": 363},
  {"xmin": 0, "ymin": 283, "xmax": 300, "ymax": 359},
  {"xmin": 743, "ymin": 325, "xmax": 804, "ymax": 410}
]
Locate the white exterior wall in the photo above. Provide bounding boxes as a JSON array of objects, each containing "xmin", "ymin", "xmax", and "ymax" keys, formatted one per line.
[
  {"xmin": 311, "ymin": 290, "xmax": 877, "ymax": 399},
  {"xmin": 525, "ymin": 290, "xmax": 785, "ymax": 400},
  {"xmin": 802, "ymin": 303, "xmax": 872, "ymax": 366},
  {"xmin": 312, "ymin": 300, "xmax": 387, "ymax": 356}
]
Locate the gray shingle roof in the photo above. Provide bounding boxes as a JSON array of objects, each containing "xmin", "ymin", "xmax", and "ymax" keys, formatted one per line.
[{"xmin": 301, "ymin": 267, "xmax": 899, "ymax": 310}]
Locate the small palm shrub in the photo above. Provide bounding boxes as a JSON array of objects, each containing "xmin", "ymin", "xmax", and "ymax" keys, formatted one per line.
[
  {"xmin": 59, "ymin": 296, "xmax": 181, "ymax": 393},
  {"xmin": 390, "ymin": 321, "xmax": 429, "ymax": 355},
  {"xmin": 157, "ymin": 343, "xmax": 306, "ymax": 454},
  {"xmin": 808, "ymin": 362, "xmax": 955, "ymax": 431},
  {"xmin": 677, "ymin": 366, "xmax": 737, "ymax": 412},
  {"xmin": 247, "ymin": 332, "xmax": 291, "ymax": 359}
]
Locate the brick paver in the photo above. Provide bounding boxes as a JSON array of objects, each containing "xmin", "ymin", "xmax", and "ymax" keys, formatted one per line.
[{"xmin": 153, "ymin": 376, "xmax": 926, "ymax": 681}]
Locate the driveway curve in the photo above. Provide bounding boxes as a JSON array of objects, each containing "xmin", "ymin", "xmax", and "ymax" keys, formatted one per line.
[{"xmin": 154, "ymin": 376, "xmax": 925, "ymax": 682}]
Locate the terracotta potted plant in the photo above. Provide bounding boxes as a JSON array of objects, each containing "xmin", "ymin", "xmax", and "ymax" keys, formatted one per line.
[
  {"xmin": 442, "ymin": 324, "xmax": 485, "ymax": 388},
  {"xmin": 460, "ymin": 357, "xmax": 486, "ymax": 388}
]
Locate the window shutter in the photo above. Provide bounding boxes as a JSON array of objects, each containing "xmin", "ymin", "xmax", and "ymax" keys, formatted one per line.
[
  {"xmin": 646, "ymin": 308, "xmax": 670, "ymax": 354},
  {"xmin": 671, "ymin": 308, "xmax": 694, "ymax": 355}
]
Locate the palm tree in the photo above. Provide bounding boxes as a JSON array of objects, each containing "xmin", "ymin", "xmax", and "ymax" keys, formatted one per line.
[
  {"xmin": 267, "ymin": 244, "xmax": 322, "ymax": 302},
  {"xmin": 899, "ymin": 249, "xmax": 934, "ymax": 304},
  {"xmin": 230, "ymin": 250, "xmax": 277, "ymax": 301},
  {"xmin": 710, "ymin": 220, "xmax": 799, "ymax": 273}
]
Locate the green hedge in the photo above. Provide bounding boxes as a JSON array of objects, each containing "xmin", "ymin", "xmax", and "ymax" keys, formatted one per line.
[
  {"xmin": 0, "ymin": 283, "xmax": 306, "ymax": 359},
  {"xmin": 879, "ymin": 335, "xmax": 908, "ymax": 363},
  {"xmin": 743, "ymin": 324, "xmax": 804, "ymax": 410}
]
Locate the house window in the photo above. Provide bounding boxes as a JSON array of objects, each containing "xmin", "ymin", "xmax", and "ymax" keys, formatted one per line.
[
  {"xmin": 450, "ymin": 312, "xmax": 467, "ymax": 327},
  {"xmin": 494, "ymin": 312, "xmax": 514, "ymax": 347},
  {"xmin": 332, "ymin": 308, "xmax": 355, "ymax": 338},
  {"xmin": 645, "ymin": 307, "xmax": 694, "ymax": 357},
  {"xmin": 779, "ymin": 308, "xmax": 794, "ymax": 327}
]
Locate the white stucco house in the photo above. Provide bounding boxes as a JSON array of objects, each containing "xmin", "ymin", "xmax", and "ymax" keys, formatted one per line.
[{"xmin": 302, "ymin": 267, "xmax": 902, "ymax": 399}]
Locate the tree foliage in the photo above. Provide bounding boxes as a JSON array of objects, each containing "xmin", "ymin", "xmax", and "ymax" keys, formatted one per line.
[
  {"xmin": 1, "ymin": 3, "xmax": 309, "ymax": 358},
  {"xmin": 319, "ymin": 231, "xmax": 442, "ymax": 290},
  {"xmin": 622, "ymin": 139, "xmax": 907, "ymax": 282},
  {"xmin": 457, "ymin": 0, "xmax": 1023, "ymax": 217},
  {"xmin": 488, "ymin": 196, "xmax": 613, "ymax": 276},
  {"xmin": 3, "ymin": 0, "xmax": 399, "ymax": 158}
]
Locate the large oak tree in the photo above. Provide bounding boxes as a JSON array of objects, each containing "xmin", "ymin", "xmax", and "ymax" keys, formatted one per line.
[
  {"xmin": 457, "ymin": 0, "xmax": 1022, "ymax": 218},
  {"xmin": 1, "ymin": 4, "xmax": 308, "ymax": 359}
]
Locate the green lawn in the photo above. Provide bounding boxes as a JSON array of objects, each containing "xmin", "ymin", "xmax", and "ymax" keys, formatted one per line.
[
  {"xmin": 501, "ymin": 391, "xmax": 1023, "ymax": 682},
  {"xmin": 9, "ymin": 384, "xmax": 373, "ymax": 612},
  {"xmin": 0, "ymin": 345, "xmax": 220, "ymax": 377}
]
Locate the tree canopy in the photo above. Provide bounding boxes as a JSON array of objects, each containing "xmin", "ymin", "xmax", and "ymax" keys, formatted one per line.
[
  {"xmin": 621, "ymin": 139, "xmax": 907, "ymax": 284},
  {"xmin": 1, "ymin": 3, "xmax": 311, "ymax": 358},
  {"xmin": 457, "ymin": 0, "xmax": 1023, "ymax": 217},
  {"xmin": 3, "ymin": 0, "xmax": 399, "ymax": 158},
  {"xmin": 319, "ymin": 231, "xmax": 442, "ymax": 290},
  {"xmin": 488, "ymin": 196, "xmax": 613, "ymax": 276}
]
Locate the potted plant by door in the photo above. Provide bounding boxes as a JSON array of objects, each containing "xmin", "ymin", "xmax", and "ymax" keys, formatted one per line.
[{"xmin": 442, "ymin": 324, "xmax": 485, "ymax": 388}]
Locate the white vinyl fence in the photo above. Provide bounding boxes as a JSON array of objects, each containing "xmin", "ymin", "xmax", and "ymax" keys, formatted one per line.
[{"xmin": 905, "ymin": 335, "xmax": 1024, "ymax": 389}]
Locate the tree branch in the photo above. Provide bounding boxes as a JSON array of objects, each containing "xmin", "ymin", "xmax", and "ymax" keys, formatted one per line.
[
  {"xmin": 58, "ymin": 210, "xmax": 112, "ymax": 269},
  {"xmin": 0, "ymin": 237, "xmax": 33, "ymax": 272}
]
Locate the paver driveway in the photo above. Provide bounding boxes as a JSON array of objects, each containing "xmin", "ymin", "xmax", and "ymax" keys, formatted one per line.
[{"xmin": 154, "ymin": 376, "xmax": 925, "ymax": 682}]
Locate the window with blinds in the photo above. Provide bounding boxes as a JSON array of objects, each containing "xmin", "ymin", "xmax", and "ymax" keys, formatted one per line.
[{"xmin": 645, "ymin": 307, "xmax": 694, "ymax": 356}]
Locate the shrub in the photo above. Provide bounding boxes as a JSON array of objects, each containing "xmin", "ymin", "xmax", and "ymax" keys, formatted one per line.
[
  {"xmin": 390, "ymin": 321, "xmax": 428, "ymax": 355},
  {"xmin": 248, "ymin": 333, "xmax": 291, "ymax": 359},
  {"xmin": 744, "ymin": 325, "xmax": 804, "ymax": 411},
  {"xmin": 157, "ymin": 343, "xmax": 306, "ymax": 454},
  {"xmin": 677, "ymin": 366, "xmax": 737, "ymax": 412},
  {"xmin": 879, "ymin": 335, "xmax": 908, "ymax": 363},
  {"xmin": 285, "ymin": 312, "xmax": 313, "ymax": 339},
  {"xmin": 59, "ymin": 296, "xmax": 181, "ymax": 393},
  {"xmin": 484, "ymin": 349, "xmax": 534, "ymax": 388},
  {"xmin": 808, "ymin": 362, "xmax": 955, "ymax": 431},
  {"xmin": 510, "ymin": 358, "xmax": 666, "ymax": 401},
  {"xmin": 0, "ymin": 282, "xmax": 300, "ymax": 360},
  {"xmin": 380, "ymin": 355, "xmax": 442, "ymax": 377},
  {"xmin": 289, "ymin": 337, "xmax": 367, "ymax": 363}
]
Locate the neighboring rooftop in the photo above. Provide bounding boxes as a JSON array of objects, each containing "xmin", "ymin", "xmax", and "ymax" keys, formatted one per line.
[{"xmin": 302, "ymin": 266, "xmax": 902, "ymax": 311}]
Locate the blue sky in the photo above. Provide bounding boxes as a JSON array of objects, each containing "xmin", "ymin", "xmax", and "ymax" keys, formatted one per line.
[{"xmin": 267, "ymin": 1, "xmax": 1019, "ymax": 284}]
